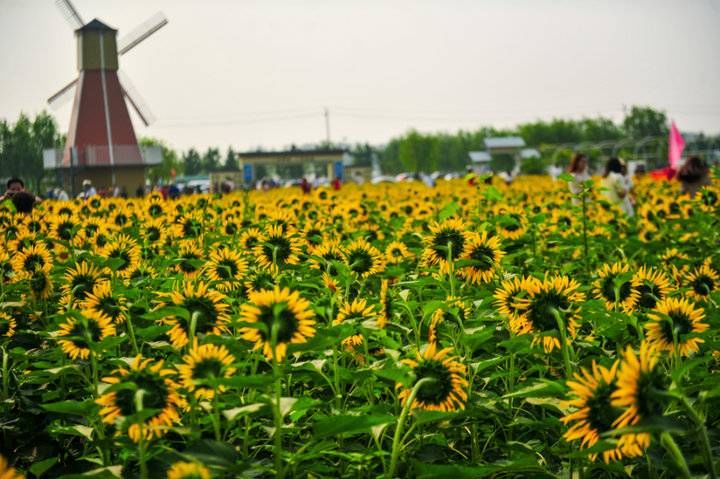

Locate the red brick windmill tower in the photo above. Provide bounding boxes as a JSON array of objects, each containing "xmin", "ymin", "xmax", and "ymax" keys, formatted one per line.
[{"xmin": 47, "ymin": 0, "xmax": 168, "ymax": 193}]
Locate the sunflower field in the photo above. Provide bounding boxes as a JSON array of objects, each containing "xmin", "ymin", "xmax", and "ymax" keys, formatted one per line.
[{"xmin": 0, "ymin": 174, "xmax": 719, "ymax": 478}]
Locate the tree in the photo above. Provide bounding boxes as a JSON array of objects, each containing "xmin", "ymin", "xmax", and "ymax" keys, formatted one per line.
[
  {"xmin": 141, "ymin": 137, "xmax": 181, "ymax": 183},
  {"xmin": 182, "ymin": 148, "xmax": 202, "ymax": 176},
  {"xmin": 223, "ymin": 146, "xmax": 238, "ymax": 171},
  {"xmin": 202, "ymin": 147, "xmax": 221, "ymax": 173},
  {"xmin": 0, "ymin": 112, "xmax": 62, "ymax": 193},
  {"xmin": 622, "ymin": 106, "xmax": 668, "ymax": 139}
]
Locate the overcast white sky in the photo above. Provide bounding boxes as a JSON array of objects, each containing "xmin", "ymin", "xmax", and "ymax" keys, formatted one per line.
[{"xmin": 1, "ymin": 0, "xmax": 719, "ymax": 152}]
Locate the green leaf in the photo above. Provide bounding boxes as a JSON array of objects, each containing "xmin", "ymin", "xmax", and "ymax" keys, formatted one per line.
[
  {"xmin": 30, "ymin": 457, "xmax": 58, "ymax": 477},
  {"xmin": 558, "ymin": 172, "xmax": 574, "ymax": 182},
  {"xmin": 42, "ymin": 399, "xmax": 96, "ymax": 416},
  {"xmin": 314, "ymin": 414, "xmax": 395, "ymax": 439},
  {"xmin": 181, "ymin": 440, "xmax": 240, "ymax": 468},
  {"xmin": 438, "ymin": 201, "xmax": 460, "ymax": 221},
  {"xmin": 502, "ymin": 379, "xmax": 566, "ymax": 399},
  {"xmin": 222, "ymin": 403, "xmax": 266, "ymax": 421}
]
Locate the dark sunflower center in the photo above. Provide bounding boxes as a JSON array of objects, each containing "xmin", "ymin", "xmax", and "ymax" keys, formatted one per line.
[
  {"xmin": 528, "ymin": 291, "xmax": 569, "ymax": 332},
  {"xmin": 98, "ymin": 296, "xmax": 121, "ymax": 319},
  {"xmin": 391, "ymin": 248, "xmax": 403, "ymax": 258},
  {"xmin": 257, "ymin": 304, "xmax": 299, "ymax": 343},
  {"xmin": 58, "ymin": 222, "xmax": 74, "ymax": 240},
  {"xmin": 600, "ymin": 276, "xmax": 632, "ymax": 303},
  {"xmin": 183, "ymin": 219, "xmax": 202, "ymax": 237},
  {"xmin": 179, "ymin": 254, "xmax": 200, "ymax": 273},
  {"xmin": 586, "ymin": 381, "xmax": 618, "ymax": 433},
  {"xmin": 109, "ymin": 249, "xmax": 132, "ymax": 271},
  {"xmin": 691, "ymin": 276, "xmax": 713, "ymax": 296},
  {"xmin": 192, "ymin": 358, "xmax": 224, "ymax": 380},
  {"xmin": 114, "ymin": 214, "xmax": 128, "ymax": 226},
  {"xmin": 24, "ymin": 254, "xmax": 45, "ymax": 272},
  {"xmin": 225, "ymin": 223, "xmax": 238, "ymax": 235},
  {"xmin": 262, "ymin": 237, "xmax": 292, "ymax": 264},
  {"xmin": 468, "ymin": 245, "xmax": 495, "ymax": 271},
  {"xmin": 636, "ymin": 284, "xmax": 663, "ymax": 309},
  {"xmin": 149, "ymin": 204, "xmax": 162, "ymax": 216},
  {"xmin": 180, "ymin": 297, "xmax": 219, "ymax": 334},
  {"xmin": 431, "ymin": 229, "xmax": 465, "ymax": 260},
  {"xmin": 147, "ymin": 227, "xmax": 161, "ymax": 242},
  {"xmin": 71, "ymin": 274, "xmax": 96, "ymax": 301},
  {"xmin": 413, "ymin": 360, "xmax": 454, "ymax": 405},
  {"xmin": 659, "ymin": 312, "xmax": 693, "ymax": 342},
  {"xmin": 347, "ymin": 249, "xmax": 373, "ymax": 275},
  {"xmin": 68, "ymin": 320, "xmax": 102, "ymax": 348},
  {"xmin": 0, "ymin": 320, "xmax": 11, "ymax": 335},
  {"xmin": 116, "ymin": 371, "xmax": 169, "ymax": 416},
  {"xmin": 215, "ymin": 259, "xmax": 238, "ymax": 279}
]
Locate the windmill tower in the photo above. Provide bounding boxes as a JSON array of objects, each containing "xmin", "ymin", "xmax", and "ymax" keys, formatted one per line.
[{"xmin": 47, "ymin": 0, "xmax": 167, "ymax": 194}]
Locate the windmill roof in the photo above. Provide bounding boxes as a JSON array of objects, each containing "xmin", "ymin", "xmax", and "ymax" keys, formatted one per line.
[{"xmin": 76, "ymin": 19, "xmax": 117, "ymax": 33}]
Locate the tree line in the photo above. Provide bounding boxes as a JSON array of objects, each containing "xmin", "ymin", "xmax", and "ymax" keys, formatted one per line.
[{"xmin": 2, "ymin": 106, "xmax": 717, "ymax": 187}]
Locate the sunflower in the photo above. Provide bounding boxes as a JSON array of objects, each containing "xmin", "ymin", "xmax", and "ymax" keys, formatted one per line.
[
  {"xmin": 427, "ymin": 309, "xmax": 444, "ymax": 344},
  {"xmin": 494, "ymin": 276, "xmax": 539, "ymax": 321},
  {"xmin": 50, "ymin": 213, "xmax": 85, "ymax": 246},
  {"xmin": 494, "ymin": 207, "xmax": 527, "ymax": 241},
  {"xmin": 343, "ymin": 238, "xmax": 385, "ymax": 278},
  {"xmin": 142, "ymin": 218, "xmax": 167, "ymax": 246},
  {"xmin": 592, "ymin": 263, "xmax": 635, "ymax": 312},
  {"xmin": 56, "ymin": 311, "xmax": 116, "ymax": 360},
  {"xmin": 610, "ymin": 342, "xmax": 666, "ymax": 454},
  {"xmin": 561, "ymin": 360, "xmax": 646, "ymax": 462},
  {"xmin": 0, "ymin": 454, "xmax": 24, "ymax": 479},
  {"xmin": 177, "ymin": 340, "xmax": 236, "ymax": 400},
  {"xmin": 377, "ymin": 279, "xmax": 392, "ymax": 328},
  {"xmin": 239, "ymin": 287, "xmax": 316, "ymax": 362},
  {"xmin": 630, "ymin": 267, "xmax": 671, "ymax": 310},
  {"xmin": 253, "ymin": 225, "xmax": 303, "ymax": 274},
  {"xmin": 203, "ymin": 248, "xmax": 248, "ymax": 291},
  {"xmin": 173, "ymin": 212, "xmax": 204, "ymax": 240},
  {"xmin": 333, "ymin": 298, "xmax": 377, "ymax": 352},
  {"xmin": 422, "ymin": 218, "xmax": 468, "ymax": 273},
  {"xmin": 0, "ymin": 312, "xmax": 17, "ymax": 338},
  {"xmin": 174, "ymin": 241, "xmax": 204, "ymax": 278},
  {"xmin": 445, "ymin": 295, "xmax": 472, "ymax": 323},
  {"xmin": 457, "ymin": 231, "xmax": 504, "ymax": 284},
  {"xmin": 513, "ymin": 276, "xmax": 585, "ymax": 353},
  {"xmin": 684, "ymin": 262, "xmax": 718, "ymax": 301},
  {"xmin": 397, "ymin": 342, "xmax": 468, "ymax": 412},
  {"xmin": 238, "ymin": 227, "xmax": 263, "ymax": 251},
  {"xmin": 96, "ymin": 355, "xmax": 185, "ymax": 442},
  {"xmin": 156, "ymin": 282, "xmax": 231, "ymax": 348},
  {"xmin": 82, "ymin": 281, "xmax": 128, "ymax": 323},
  {"xmin": 166, "ymin": 461, "xmax": 211, "ymax": 479},
  {"xmin": 99, "ymin": 234, "xmax": 141, "ymax": 279},
  {"xmin": 309, "ymin": 240, "xmax": 344, "ymax": 275},
  {"xmin": 61, "ymin": 261, "xmax": 107, "ymax": 307},
  {"xmin": 645, "ymin": 298, "xmax": 708, "ymax": 357},
  {"xmin": 10, "ymin": 242, "xmax": 53, "ymax": 278},
  {"xmin": 385, "ymin": 241, "xmax": 413, "ymax": 265}
]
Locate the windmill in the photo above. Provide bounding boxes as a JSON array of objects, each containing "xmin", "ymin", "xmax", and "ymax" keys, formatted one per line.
[{"xmin": 47, "ymin": 0, "xmax": 168, "ymax": 192}]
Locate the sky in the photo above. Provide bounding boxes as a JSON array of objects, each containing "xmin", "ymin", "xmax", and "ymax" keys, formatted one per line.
[{"xmin": 1, "ymin": 0, "xmax": 719, "ymax": 152}]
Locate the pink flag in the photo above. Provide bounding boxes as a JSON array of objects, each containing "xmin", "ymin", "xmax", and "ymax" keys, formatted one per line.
[{"xmin": 668, "ymin": 121, "xmax": 685, "ymax": 170}]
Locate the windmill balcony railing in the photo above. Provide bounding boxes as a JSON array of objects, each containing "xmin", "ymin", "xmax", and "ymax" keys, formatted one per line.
[{"xmin": 43, "ymin": 145, "xmax": 162, "ymax": 169}]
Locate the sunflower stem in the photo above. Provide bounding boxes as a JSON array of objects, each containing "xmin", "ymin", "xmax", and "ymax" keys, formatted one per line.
[
  {"xmin": 387, "ymin": 377, "xmax": 436, "ymax": 478},
  {"xmin": 660, "ymin": 432, "xmax": 691, "ymax": 479},
  {"xmin": 126, "ymin": 316, "xmax": 140, "ymax": 356},
  {"xmin": 270, "ymin": 320, "xmax": 285, "ymax": 479},
  {"xmin": 1, "ymin": 347, "xmax": 9, "ymax": 400},
  {"xmin": 676, "ymin": 394, "xmax": 717, "ymax": 478},
  {"xmin": 580, "ymin": 183, "xmax": 590, "ymax": 277},
  {"xmin": 551, "ymin": 308, "xmax": 573, "ymax": 378}
]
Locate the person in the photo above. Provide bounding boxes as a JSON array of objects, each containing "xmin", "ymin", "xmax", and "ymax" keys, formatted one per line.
[
  {"xmin": 0, "ymin": 178, "xmax": 42, "ymax": 209},
  {"xmin": 136, "ymin": 184, "xmax": 145, "ymax": 198},
  {"xmin": 299, "ymin": 177, "xmax": 312, "ymax": 194},
  {"xmin": 567, "ymin": 153, "xmax": 590, "ymax": 195},
  {"xmin": 78, "ymin": 179, "xmax": 97, "ymax": 199},
  {"xmin": 331, "ymin": 176, "xmax": 342, "ymax": 191},
  {"xmin": 602, "ymin": 157, "xmax": 634, "ymax": 216},
  {"xmin": 677, "ymin": 156, "xmax": 711, "ymax": 198},
  {"xmin": 54, "ymin": 187, "xmax": 69, "ymax": 200}
]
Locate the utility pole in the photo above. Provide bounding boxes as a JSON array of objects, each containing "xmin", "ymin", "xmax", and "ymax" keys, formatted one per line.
[{"xmin": 324, "ymin": 107, "xmax": 331, "ymax": 145}]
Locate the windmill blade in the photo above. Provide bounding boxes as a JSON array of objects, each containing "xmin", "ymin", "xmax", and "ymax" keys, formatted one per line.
[
  {"xmin": 47, "ymin": 78, "xmax": 78, "ymax": 109},
  {"xmin": 118, "ymin": 70, "xmax": 156, "ymax": 127},
  {"xmin": 55, "ymin": 0, "xmax": 85, "ymax": 29},
  {"xmin": 117, "ymin": 12, "xmax": 168, "ymax": 55}
]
